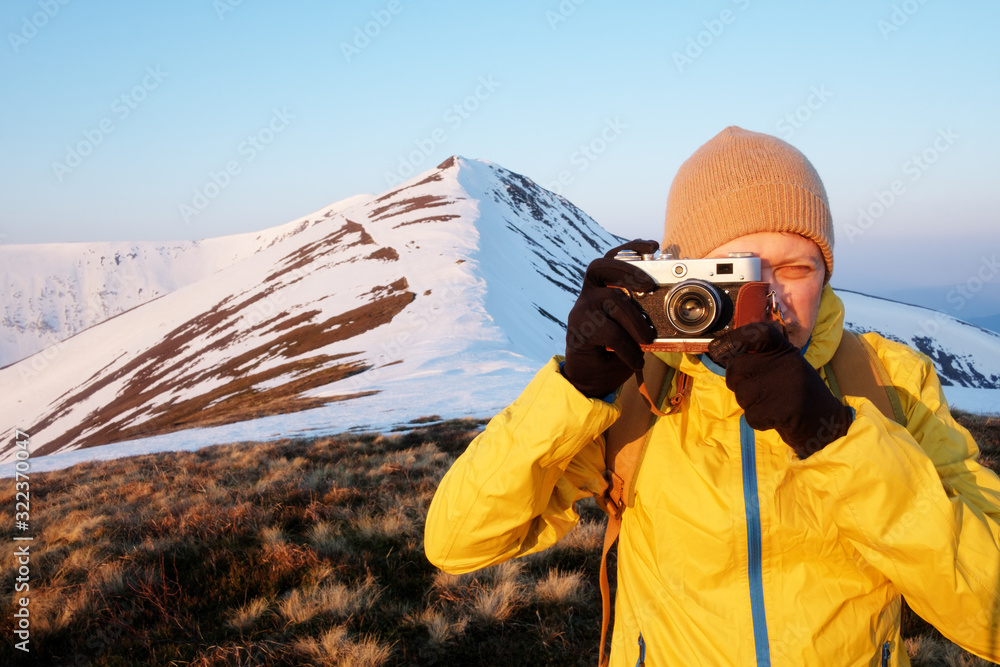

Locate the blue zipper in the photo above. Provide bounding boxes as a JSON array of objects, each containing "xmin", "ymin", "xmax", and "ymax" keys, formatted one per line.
[
  {"xmin": 881, "ymin": 640, "xmax": 891, "ymax": 665},
  {"xmin": 636, "ymin": 633, "xmax": 646, "ymax": 667},
  {"xmin": 741, "ymin": 416, "xmax": 771, "ymax": 666}
]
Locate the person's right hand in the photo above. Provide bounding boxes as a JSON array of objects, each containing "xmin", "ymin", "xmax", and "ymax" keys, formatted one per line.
[{"xmin": 562, "ymin": 240, "xmax": 659, "ymax": 398}]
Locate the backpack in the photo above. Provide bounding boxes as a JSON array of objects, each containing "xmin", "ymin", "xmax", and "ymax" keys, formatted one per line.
[{"xmin": 594, "ymin": 330, "xmax": 907, "ymax": 667}]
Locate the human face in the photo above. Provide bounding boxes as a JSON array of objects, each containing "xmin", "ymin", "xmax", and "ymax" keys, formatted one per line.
[{"xmin": 707, "ymin": 232, "xmax": 826, "ymax": 349}]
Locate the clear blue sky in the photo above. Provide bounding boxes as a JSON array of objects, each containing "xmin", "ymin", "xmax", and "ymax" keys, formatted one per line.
[{"xmin": 2, "ymin": 0, "xmax": 998, "ymax": 318}]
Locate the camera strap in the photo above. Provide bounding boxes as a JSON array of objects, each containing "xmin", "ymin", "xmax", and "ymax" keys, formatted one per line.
[{"xmin": 634, "ymin": 369, "xmax": 669, "ymax": 418}]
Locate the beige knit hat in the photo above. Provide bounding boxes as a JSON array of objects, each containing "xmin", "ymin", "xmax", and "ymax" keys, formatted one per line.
[{"xmin": 662, "ymin": 126, "xmax": 834, "ymax": 279}]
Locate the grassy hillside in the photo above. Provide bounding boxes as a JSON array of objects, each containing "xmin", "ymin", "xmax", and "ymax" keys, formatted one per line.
[{"xmin": 1, "ymin": 412, "xmax": 998, "ymax": 666}]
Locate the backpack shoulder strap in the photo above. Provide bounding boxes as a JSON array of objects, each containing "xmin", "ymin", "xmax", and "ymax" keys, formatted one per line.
[
  {"xmin": 825, "ymin": 330, "xmax": 907, "ymax": 426},
  {"xmin": 597, "ymin": 351, "xmax": 685, "ymax": 667},
  {"xmin": 602, "ymin": 352, "xmax": 684, "ymax": 513}
]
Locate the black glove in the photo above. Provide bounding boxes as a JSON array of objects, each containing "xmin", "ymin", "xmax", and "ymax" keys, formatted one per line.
[
  {"xmin": 707, "ymin": 322, "xmax": 853, "ymax": 459},
  {"xmin": 562, "ymin": 240, "xmax": 659, "ymax": 398}
]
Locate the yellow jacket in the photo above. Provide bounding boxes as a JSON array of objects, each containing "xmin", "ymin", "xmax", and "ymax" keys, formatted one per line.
[{"xmin": 424, "ymin": 285, "xmax": 1000, "ymax": 666}]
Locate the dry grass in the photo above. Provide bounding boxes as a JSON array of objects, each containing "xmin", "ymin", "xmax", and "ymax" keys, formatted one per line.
[
  {"xmin": 1, "ymin": 414, "xmax": 997, "ymax": 666},
  {"xmin": 907, "ymin": 634, "xmax": 999, "ymax": 666},
  {"xmin": 91, "ymin": 560, "xmax": 128, "ymax": 597},
  {"xmin": 470, "ymin": 578, "xmax": 525, "ymax": 623},
  {"xmin": 294, "ymin": 625, "xmax": 394, "ymax": 666},
  {"xmin": 307, "ymin": 520, "xmax": 349, "ymax": 557},
  {"xmin": 552, "ymin": 518, "xmax": 605, "ymax": 552},
  {"xmin": 409, "ymin": 606, "xmax": 468, "ymax": 646},
  {"xmin": 430, "ymin": 568, "xmax": 475, "ymax": 594},
  {"xmin": 535, "ymin": 569, "xmax": 587, "ymax": 606},
  {"xmin": 354, "ymin": 507, "xmax": 415, "ymax": 540},
  {"xmin": 278, "ymin": 575, "xmax": 381, "ymax": 625},
  {"xmin": 0, "ymin": 418, "xmax": 497, "ymax": 665},
  {"xmin": 227, "ymin": 598, "xmax": 271, "ymax": 633}
]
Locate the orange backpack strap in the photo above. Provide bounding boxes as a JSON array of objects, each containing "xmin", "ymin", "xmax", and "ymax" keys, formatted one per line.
[
  {"xmin": 825, "ymin": 330, "xmax": 906, "ymax": 426},
  {"xmin": 598, "ymin": 352, "xmax": 687, "ymax": 667}
]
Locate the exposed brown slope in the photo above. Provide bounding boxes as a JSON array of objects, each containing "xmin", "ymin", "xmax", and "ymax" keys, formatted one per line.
[{"xmin": 28, "ymin": 213, "xmax": 415, "ymax": 456}]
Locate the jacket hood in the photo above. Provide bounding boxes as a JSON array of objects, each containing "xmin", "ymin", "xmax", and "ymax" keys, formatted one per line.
[{"xmin": 803, "ymin": 283, "xmax": 845, "ymax": 368}]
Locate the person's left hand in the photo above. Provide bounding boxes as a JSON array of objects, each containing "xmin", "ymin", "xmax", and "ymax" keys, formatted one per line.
[{"xmin": 707, "ymin": 322, "xmax": 853, "ymax": 459}]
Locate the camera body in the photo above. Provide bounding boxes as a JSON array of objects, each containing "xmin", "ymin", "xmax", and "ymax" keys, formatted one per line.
[{"xmin": 613, "ymin": 250, "xmax": 768, "ymax": 353}]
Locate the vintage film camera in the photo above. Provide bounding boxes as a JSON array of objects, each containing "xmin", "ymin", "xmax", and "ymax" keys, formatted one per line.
[{"xmin": 612, "ymin": 250, "xmax": 771, "ymax": 353}]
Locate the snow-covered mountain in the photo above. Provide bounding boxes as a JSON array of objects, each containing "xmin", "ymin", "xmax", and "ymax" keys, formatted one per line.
[
  {"xmin": 1, "ymin": 156, "xmax": 998, "ymax": 470},
  {"xmin": 0, "ymin": 194, "xmax": 372, "ymax": 367},
  {"xmin": 0, "ymin": 157, "xmax": 620, "ymax": 464}
]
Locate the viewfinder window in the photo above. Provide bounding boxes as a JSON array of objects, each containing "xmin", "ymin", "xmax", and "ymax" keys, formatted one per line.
[{"xmin": 716, "ymin": 263, "xmax": 734, "ymax": 275}]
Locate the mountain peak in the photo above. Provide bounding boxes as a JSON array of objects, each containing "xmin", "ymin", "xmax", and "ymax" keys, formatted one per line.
[
  {"xmin": 0, "ymin": 157, "xmax": 622, "ymax": 462},
  {"xmin": 437, "ymin": 155, "xmax": 459, "ymax": 170},
  {"xmin": 3, "ymin": 159, "xmax": 998, "ymax": 470}
]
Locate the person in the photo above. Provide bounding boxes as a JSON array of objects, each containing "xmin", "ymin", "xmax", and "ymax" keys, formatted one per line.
[{"xmin": 423, "ymin": 126, "xmax": 1000, "ymax": 666}]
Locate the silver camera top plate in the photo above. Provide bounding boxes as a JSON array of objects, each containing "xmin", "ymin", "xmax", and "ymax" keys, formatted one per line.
[{"xmin": 614, "ymin": 250, "xmax": 761, "ymax": 284}]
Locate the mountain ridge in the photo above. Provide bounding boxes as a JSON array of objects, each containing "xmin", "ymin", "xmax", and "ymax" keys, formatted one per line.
[
  {"xmin": 0, "ymin": 193, "xmax": 374, "ymax": 368},
  {"xmin": 2, "ymin": 156, "xmax": 998, "ymax": 468},
  {"xmin": 0, "ymin": 156, "xmax": 622, "ymax": 462}
]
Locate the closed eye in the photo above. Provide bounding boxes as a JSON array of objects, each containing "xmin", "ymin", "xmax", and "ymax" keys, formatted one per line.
[{"xmin": 773, "ymin": 264, "xmax": 817, "ymax": 280}]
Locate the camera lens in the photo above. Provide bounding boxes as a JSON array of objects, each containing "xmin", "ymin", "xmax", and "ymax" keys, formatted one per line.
[
  {"xmin": 664, "ymin": 280, "xmax": 723, "ymax": 336},
  {"xmin": 677, "ymin": 296, "xmax": 706, "ymax": 323}
]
